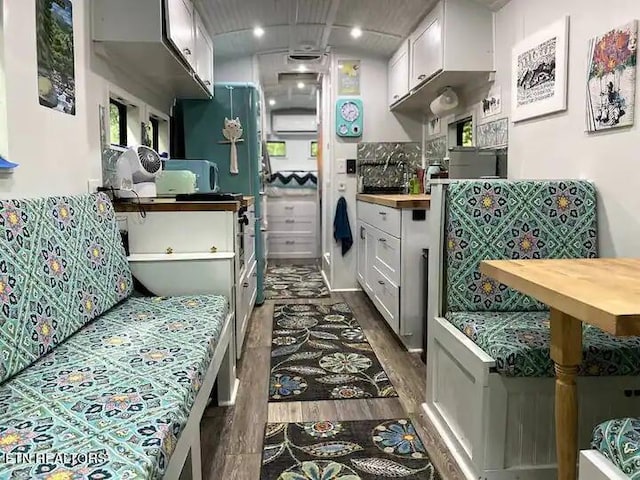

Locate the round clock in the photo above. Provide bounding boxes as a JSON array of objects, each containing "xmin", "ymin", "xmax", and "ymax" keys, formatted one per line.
[{"xmin": 340, "ymin": 101, "xmax": 360, "ymax": 122}]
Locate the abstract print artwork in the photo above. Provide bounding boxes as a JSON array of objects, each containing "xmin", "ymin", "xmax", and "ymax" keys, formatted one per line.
[
  {"xmin": 260, "ymin": 419, "xmax": 440, "ymax": 479},
  {"xmin": 269, "ymin": 303, "xmax": 397, "ymax": 402},
  {"xmin": 512, "ymin": 16, "xmax": 569, "ymax": 122},
  {"xmin": 37, "ymin": 0, "xmax": 76, "ymax": 115},
  {"xmin": 586, "ymin": 21, "xmax": 638, "ymax": 132}
]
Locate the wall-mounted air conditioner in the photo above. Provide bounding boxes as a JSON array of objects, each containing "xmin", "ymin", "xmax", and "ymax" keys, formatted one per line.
[{"xmin": 272, "ymin": 114, "xmax": 317, "ymax": 133}]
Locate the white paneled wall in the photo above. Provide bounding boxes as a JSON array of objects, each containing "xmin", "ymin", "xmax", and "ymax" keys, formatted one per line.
[{"xmin": 268, "ymin": 135, "xmax": 318, "ymax": 172}]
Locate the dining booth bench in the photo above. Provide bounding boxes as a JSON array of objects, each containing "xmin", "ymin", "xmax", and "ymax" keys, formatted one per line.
[
  {"xmin": 580, "ymin": 418, "xmax": 640, "ymax": 479},
  {"xmin": 423, "ymin": 180, "xmax": 640, "ymax": 480},
  {"xmin": 0, "ymin": 193, "xmax": 237, "ymax": 479}
]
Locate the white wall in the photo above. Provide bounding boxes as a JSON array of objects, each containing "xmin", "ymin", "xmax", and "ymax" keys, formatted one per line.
[
  {"xmin": 494, "ymin": 0, "xmax": 640, "ymax": 257},
  {"xmin": 325, "ymin": 51, "xmax": 422, "ymax": 290},
  {"xmin": 268, "ymin": 134, "xmax": 318, "ymax": 172},
  {"xmin": 215, "ymin": 56, "xmax": 260, "ymax": 85},
  {"xmin": 0, "ymin": 1, "xmax": 172, "ymax": 197}
]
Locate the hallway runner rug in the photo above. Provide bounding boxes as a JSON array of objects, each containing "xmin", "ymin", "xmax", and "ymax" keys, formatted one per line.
[
  {"xmin": 269, "ymin": 303, "xmax": 398, "ymax": 402},
  {"xmin": 260, "ymin": 418, "xmax": 441, "ymax": 479},
  {"xmin": 265, "ymin": 264, "xmax": 330, "ymax": 300}
]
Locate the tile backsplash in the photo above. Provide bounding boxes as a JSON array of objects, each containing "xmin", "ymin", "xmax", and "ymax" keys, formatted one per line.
[
  {"xmin": 356, "ymin": 142, "xmax": 422, "ymax": 191},
  {"xmin": 424, "ymin": 136, "xmax": 447, "ymax": 166},
  {"xmin": 476, "ymin": 118, "xmax": 509, "ymax": 149},
  {"xmin": 101, "ymin": 147, "xmax": 123, "ymax": 188}
]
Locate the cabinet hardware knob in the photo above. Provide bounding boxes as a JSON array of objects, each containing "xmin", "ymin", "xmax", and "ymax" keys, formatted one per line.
[
  {"xmin": 378, "ymin": 280, "xmax": 385, "ymax": 285},
  {"xmin": 285, "ymin": 206, "xmax": 294, "ymax": 210},
  {"xmin": 183, "ymin": 48, "xmax": 192, "ymax": 55},
  {"xmin": 286, "ymin": 240, "xmax": 295, "ymax": 245},
  {"xmin": 252, "ymin": 272, "xmax": 257, "ymax": 277},
  {"xmin": 285, "ymin": 219, "xmax": 295, "ymax": 224},
  {"xmin": 166, "ymin": 247, "xmax": 173, "ymax": 254},
  {"xmin": 418, "ymin": 74, "xmax": 426, "ymax": 80},
  {"xmin": 250, "ymin": 234, "xmax": 255, "ymax": 238},
  {"xmin": 379, "ymin": 238, "xmax": 386, "ymax": 243},
  {"xmin": 243, "ymin": 282, "xmax": 249, "ymax": 287},
  {"xmin": 210, "ymin": 246, "xmax": 217, "ymax": 253},
  {"xmin": 378, "ymin": 211, "xmax": 387, "ymax": 216},
  {"xmin": 393, "ymin": 94, "xmax": 399, "ymax": 99},
  {"xmin": 204, "ymin": 80, "xmax": 211, "ymax": 86}
]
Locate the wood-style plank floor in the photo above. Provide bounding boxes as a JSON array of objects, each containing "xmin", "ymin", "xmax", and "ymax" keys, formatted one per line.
[{"xmin": 200, "ymin": 291, "xmax": 464, "ymax": 479}]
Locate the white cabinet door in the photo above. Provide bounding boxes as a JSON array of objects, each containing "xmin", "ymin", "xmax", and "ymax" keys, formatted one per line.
[
  {"xmin": 166, "ymin": 0, "xmax": 196, "ymax": 70},
  {"xmin": 388, "ymin": 41, "xmax": 409, "ymax": 105},
  {"xmin": 195, "ymin": 12, "xmax": 214, "ymax": 94},
  {"xmin": 410, "ymin": 2, "xmax": 443, "ymax": 90},
  {"xmin": 357, "ymin": 221, "xmax": 367, "ymax": 288}
]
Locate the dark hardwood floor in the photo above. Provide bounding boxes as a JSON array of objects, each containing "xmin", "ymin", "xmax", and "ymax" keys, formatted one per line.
[{"xmin": 200, "ymin": 291, "xmax": 464, "ymax": 479}]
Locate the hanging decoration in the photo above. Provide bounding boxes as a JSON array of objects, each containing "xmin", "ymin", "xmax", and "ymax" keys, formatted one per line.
[{"xmin": 218, "ymin": 86, "xmax": 244, "ymax": 175}]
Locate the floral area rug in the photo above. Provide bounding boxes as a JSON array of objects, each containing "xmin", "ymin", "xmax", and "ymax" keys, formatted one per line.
[
  {"xmin": 260, "ymin": 419, "xmax": 441, "ymax": 479},
  {"xmin": 265, "ymin": 264, "xmax": 330, "ymax": 300},
  {"xmin": 269, "ymin": 303, "xmax": 398, "ymax": 402}
]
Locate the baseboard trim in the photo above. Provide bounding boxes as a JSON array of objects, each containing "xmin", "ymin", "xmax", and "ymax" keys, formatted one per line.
[
  {"xmin": 321, "ymin": 269, "xmax": 331, "ymax": 291},
  {"xmin": 331, "ymin": 288, "xmax": 362, "ymax": 292},
  {"xmin": 407, "ymin": 348, "xmax": 423, "ymax": 354}
]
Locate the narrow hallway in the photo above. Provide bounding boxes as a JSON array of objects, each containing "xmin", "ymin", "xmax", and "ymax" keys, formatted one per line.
[{"xmin": 200, "ymin": 290, "xmax": 464, "ymax": 479}]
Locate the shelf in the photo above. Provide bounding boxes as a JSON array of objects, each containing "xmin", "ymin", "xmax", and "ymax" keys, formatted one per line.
[{"xmin": 390, "ymin": 70, "xmax": 493, "ymax": 114}]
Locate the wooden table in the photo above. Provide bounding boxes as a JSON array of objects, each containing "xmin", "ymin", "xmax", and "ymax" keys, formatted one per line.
[{"xmin": 480, "ymin": 258, "xmax": 640, "ymax": 480}]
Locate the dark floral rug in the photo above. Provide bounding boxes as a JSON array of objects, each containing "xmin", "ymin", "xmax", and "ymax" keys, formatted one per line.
[
  {"xmin": 260, "ymin": 419, "xmax": 441, "ymax": 479},
  {"xmin": 265, "ymin": 264, "xmax": 330, "ymax": 300},
  {"xmin": 269, "ymin": 303, "xmax": 397, "ymax": 402}
]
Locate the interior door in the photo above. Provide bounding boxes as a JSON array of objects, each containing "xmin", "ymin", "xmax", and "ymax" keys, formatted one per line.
[
  {"xmin": 410, "ymin": 4, "xmax": 443, "ymax": 90},
  {"xmin": 166, "ymin": 0, "xmax": 195, "ymax": 69}
]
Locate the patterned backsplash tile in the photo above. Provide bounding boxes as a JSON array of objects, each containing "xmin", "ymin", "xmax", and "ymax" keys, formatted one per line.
[
  {"xmin": 476, "ymin": 118, "xmax": 509, "ymax": 149},
  {"xmin": 102, "ymin": 147, "xmax": 123, "ymax": 188},
  {"xmin": 356, "ymin": 142, "xmax": 422, "ymax": 190},
  {"xmin": 424, "ymin": 136, "xmax": 447, "ymax": 165}
]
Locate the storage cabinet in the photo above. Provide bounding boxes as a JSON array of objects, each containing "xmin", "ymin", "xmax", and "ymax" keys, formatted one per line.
[
  {"xmin": 409, "ymin": 3, "xmax": 443, "ymax": 90},
  {"xmin": 388, "ymin": 41, "xmax": 410, "ymax": 105},
  {"xmin": 195, "ymin": 12, "xmax": 214, "ymax": 94},
  {"xmin": 356, "ymin": 201, "xmax": 430, "ymax": 351},
  {"xmin": 166, "ymin": 0, "xmax": 196, "ymax": 70},
  {"xmin": 268, "ymin": 195, "xmax": 319, "ymax": 259}
]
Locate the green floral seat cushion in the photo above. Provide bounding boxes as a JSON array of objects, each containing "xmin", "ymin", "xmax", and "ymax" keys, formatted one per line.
[
  {"xmin": 445, "ymin": 181, "xmax": 598, "ymax": 312},
  {"xmin": 592, "ymin": 418, "xmax": 640, "ymax": 478},
  {"xmin": 0, "ymin": 294, "xmax": 228, "ymax": 479},
  {"xmin": 446, "ymin": 311, "xmax": 640, "ymax": 377},
  {"xmin": 0, "ymin": 193, "xmax": 133, "ymax": 382}
]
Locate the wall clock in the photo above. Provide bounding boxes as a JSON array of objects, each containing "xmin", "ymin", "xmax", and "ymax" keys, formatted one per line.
[{"xmin": 335, "ymin": 98, "xmax": 363, "ymax": 137}]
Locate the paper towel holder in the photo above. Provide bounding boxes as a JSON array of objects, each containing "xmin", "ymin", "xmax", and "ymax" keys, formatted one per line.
[{"xmin": 429, "ymin": 87, "xmax": 459, "ymax": 117}]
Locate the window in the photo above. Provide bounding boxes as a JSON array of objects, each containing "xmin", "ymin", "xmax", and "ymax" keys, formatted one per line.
[
  {"xmin": 456, "ymin": 117, "xmax": 473, "ymax": 147},
  {"xmin": 310, "ymin": 141, "xmax": 318, "ymax": 157},
  {"xmin": 266, "ymin": 141, "xmax": 286, "ymax": 157},
  {"xmin": 110, "ymin": 99, "xmax": 127, "ymax": 147}
]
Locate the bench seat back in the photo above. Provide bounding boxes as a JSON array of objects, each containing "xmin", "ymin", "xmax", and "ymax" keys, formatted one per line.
[
  {"xmin": 445, "ymin": 180, "xmax": 598, "ymax": 312},
  {"xmin": 0, "ymin": 193, "xmax": 132, "ymax": 382}
]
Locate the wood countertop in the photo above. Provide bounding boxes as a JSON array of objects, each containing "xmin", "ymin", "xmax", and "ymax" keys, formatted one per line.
[
  {"xmin": 114, "ymin": 196, "xmax": 254, "ymax": 213},
  {"xmin": 356, "ymin": 194, "xmax": 431, "ymax": 209}
]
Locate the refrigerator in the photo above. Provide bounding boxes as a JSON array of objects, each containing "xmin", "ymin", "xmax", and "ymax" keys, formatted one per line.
[{"xmin": 179, "ymin": 83, "xmax": 266, "ymax": 304}]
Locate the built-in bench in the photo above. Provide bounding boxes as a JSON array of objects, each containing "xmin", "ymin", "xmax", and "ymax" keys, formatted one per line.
[
  {"xmin": 580, "ymin": 418, "xmax": 640, "ymax": 479},
  {"xmin": 423, "ymin": 180, "xmax": 640, "ymax": 480},
  {"xmin": 0, "ymin": 193, "xmax": 236, "ymax": 479}
]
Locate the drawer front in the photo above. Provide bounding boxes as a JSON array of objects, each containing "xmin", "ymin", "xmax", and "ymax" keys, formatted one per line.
[
  {"xmin": 371, "ymin": 266, "xmax": 400, "ymax": 334},
  {"xmin": 269, "ymin": 216, "xmax": 317, "ymax": 235},
  {"xmin": 243, "ymin": 259, "xmax": 258, "ymax": 309},
  {"xmin": 269, "ymin": 200, "xmax": 317, "ymax": 218},
  {"xmin": 373, "ymin": 227, "xmax": 401, "ymax": 285},
  {"xmin": 357, "ymin": 201, "xmax": 401, "ymax": 238},
  {"xmin": 269, "ymin": 235, "xmax": 318, "ymax": 256}
]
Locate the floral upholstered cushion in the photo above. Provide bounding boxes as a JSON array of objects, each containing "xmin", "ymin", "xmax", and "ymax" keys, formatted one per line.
[
  {"xmin": 445, "ymin": 180, "xmax": 598, "ymax": 312},
  {"xmin": 446, "ymin": 311, "xmax": 640, "ymax": 377},
  {"xmin": 0, "ymin": 294, "xmax": 228, "ymax": 479},
  {"xmin": 0, "ymin": 193, "xmax": 133, "ymax": 382},
  {"xmin": 592, "ymin": 418, "xmax": 640, "ymax": 478}
]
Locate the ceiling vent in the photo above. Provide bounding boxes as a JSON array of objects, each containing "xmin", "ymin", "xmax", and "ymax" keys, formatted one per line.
[
  {"xmin": 286, "ymin": 52, "xmax": 328, "ymax": 66},
  {"xmin": 277, "ymin": 72, "xmax": 319, "ymax": 84}
]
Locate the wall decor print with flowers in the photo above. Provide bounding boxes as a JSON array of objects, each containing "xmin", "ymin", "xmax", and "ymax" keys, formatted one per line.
[
  {"xmin": 511, "ymin": 16, "xmax": 570, "ymax": 122},
  {"xmin": 586, "ymin": 21, "xmax": 638, "ymax": 132}
]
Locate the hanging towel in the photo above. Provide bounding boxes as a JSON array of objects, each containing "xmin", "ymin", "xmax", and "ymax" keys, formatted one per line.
[{"xmin": 334, "ymin": 196, "xmax": 353, "ymax": 256}]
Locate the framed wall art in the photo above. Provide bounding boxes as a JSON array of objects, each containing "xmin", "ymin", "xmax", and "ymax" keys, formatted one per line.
[{"xmin": 511, "ymin": 16, "xmax": 570, "ymax": 122}]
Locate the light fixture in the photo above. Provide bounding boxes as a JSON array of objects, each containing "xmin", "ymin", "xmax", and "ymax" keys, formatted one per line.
[
  {"xmin": 297, "ymin": 82, "xmax": 305, "ymax": 89},
  {"xmin": 351, "ymin": 27, "xmax": 362, "ymax": 39},
  {"xmin": 253, "ymin": 26, "xmax": 265, "ymax": 38},
  {"xmin": 269, "ymin": 99, "xmax": 276, "ymax": 106},
  {"xmin": 297, "ymin": 65, "xmax": 308, "ymax": 73}
]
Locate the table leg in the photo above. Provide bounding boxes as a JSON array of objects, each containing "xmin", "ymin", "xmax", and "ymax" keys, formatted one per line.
[{"xmin": 550, "ymin": 308, "xmax": 583, "ymax": 480}]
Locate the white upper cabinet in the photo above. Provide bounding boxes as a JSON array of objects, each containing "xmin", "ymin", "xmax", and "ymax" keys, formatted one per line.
[
  {"xmin": 409, "ymin": 3, "xmax": 443, "ymax": 91},
  {"xmin": 195, "ymin": 12, "xmax": 214, "ymax": 94},
  {"xmin": 166, "ymin": 0, "xmax": 196, "ymax": 70},
  {"xmin": 388, "ymin": 41, "xmax": 410, "ymax": 106}
]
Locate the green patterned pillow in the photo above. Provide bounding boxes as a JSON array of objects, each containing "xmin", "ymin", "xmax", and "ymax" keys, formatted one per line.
[
  {"xmin": 445, "ymin": 180, "xmax": 598, "ymax": 312},
  {"xmin": 0, "ymin": 193, "xmax": 133, "ymax": 382}
]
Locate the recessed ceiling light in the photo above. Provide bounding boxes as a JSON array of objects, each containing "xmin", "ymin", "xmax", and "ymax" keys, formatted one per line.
[
  {"xmin": 297, "ymin": 82, "xmax": 305, "ymax": 89},
  {"xmin": 351, "ymin": 27, "xmax": 363, "ymax": 39},
  {"xmin": 297, "ymin": 65, "xmax": 308, "ymax": 73},
  {"xmin": 253, "ymin": 26, "xmax": 265, "ymax": 38},
  {"xmin": 269, "ymin": 99, "xmax": 276, "ymax": 106}
]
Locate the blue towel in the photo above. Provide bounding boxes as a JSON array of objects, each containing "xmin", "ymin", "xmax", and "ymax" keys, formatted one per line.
[{"xmin": 333, "ymin": 196, "xmax": 353, "ymax": 256}]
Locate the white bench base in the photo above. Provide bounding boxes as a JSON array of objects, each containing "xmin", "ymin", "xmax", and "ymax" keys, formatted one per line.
[
  {"xmin": 579, "ymin": 450, "xmax": 629, "ymax": 480},
  {"xmin": 163, "ymin": 311, "xmax": 237, "ymax": 480},
  {"xmin": 426, "ymin": 315, "xmax": 640, "ymax": 480}
]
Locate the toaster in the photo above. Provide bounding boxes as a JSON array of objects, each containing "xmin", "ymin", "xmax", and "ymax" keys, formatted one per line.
[{"xmin": 155, "ymin": 170, "xmax": 198, "ymax": 196}]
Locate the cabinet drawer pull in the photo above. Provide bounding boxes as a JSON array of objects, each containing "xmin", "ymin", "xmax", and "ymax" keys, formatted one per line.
[
  {"xmin": 252, "ymin": 272, "xmax": 257, "ymax": 277},
  {"xmin": 204, "ymin": 80, "xmax": 211, "ymax": 86},
  {"xmin": 285, "ymin": 219, "xmax": 295, "ymax": 224},
  {"xmin": 378, "ymin": 211, "xmax": 387, "ymax": 216},
  {"xmin": 418, "ymin": 74, "xmax": 426, "ymax": 80},
  {"xmin": 285, "ymin": 206, "xmax": 294, "ymax": 210},
  {"xmin": 243, "ymin": 282, "xmax": 249, "ymax": 288},
  {"xmin": 285, "ymin": 240, "xmax": 295, "ymax": 245},
  {"xmin": 183, "ymin": 48, "xmax": 192, "ymax": 55},
  {"xmin": 378, "ymin": 280, "xmax": 385, "ymax": 285},
  {"xmin": 393, "ymin": 94, "xmax": 399, "ymax": 99},
  {"xmin": 378, "ymin": 238, "xmax": 386, "ymax": 243}
]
